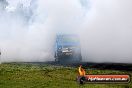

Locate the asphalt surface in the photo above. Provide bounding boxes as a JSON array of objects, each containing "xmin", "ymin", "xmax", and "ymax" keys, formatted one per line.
[{"xmin": 17, "ymin": 61, "xmax": 132, "ymax": 71}]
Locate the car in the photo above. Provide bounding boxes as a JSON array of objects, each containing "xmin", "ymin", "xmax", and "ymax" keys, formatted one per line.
[{"xmin": 54, "ymin": 34, "xmax": 82, "ymax": 63}]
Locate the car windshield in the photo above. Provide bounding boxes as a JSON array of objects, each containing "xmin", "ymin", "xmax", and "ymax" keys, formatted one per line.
[{"xmin": 62, "ymin": 36, "xmax": 79, "ymax": 43}]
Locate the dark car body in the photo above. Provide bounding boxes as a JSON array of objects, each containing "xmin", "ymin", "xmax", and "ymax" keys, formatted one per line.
[{"xmin": 54, "ymin": 34, "xmax": 82, "ymax": 63}]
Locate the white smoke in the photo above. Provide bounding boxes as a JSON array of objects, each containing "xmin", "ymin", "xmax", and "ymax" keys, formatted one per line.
[
  {"xmin": 0, "ymin": 0, "xmax": 54, "ymax": 62},
  {"xmin": 79, "ymin": 0, "xmax": 132, "ymax": 63},
  {"xmin": 0, "ymin": 0, "xmax": 132, "ymax": 63}
]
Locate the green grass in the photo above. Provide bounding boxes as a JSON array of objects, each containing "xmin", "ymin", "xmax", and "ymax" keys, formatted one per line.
[{"xmin": 0, "ymin": 63, "xmax": 132, "ymax": 88}]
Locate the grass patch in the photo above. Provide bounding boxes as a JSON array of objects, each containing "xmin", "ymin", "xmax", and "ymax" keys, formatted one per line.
[{"xmin": 0, "ymin": 63, "xmax": 132, "ymax": 88}]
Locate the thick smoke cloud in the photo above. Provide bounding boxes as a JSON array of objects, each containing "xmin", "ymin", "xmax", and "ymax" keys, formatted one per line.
[
  {"xmin": 79, "ymin": 0, "xmax": 132, "ymax": 63},
  {"xmin": 0, "ymin": 0, "xmax": 132, "ymax": 63}
]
